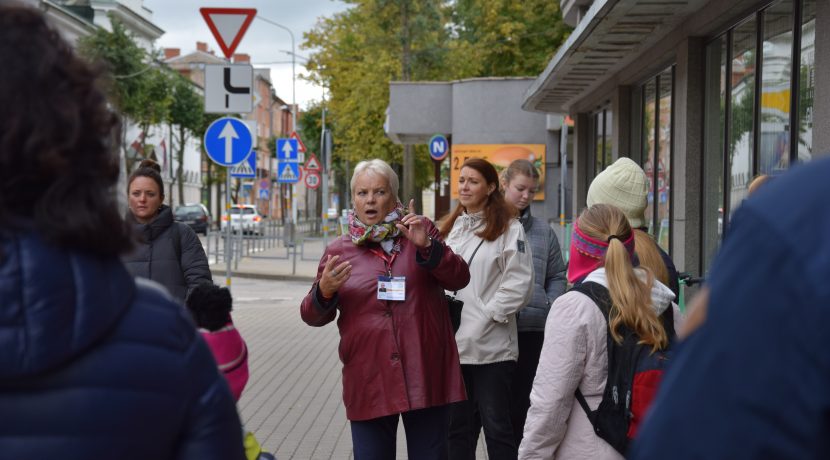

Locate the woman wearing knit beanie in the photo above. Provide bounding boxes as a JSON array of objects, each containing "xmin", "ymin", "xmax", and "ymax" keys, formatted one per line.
[{"xmin": 585, "ymin": 157, "xmax": 680, "ymax": 297}]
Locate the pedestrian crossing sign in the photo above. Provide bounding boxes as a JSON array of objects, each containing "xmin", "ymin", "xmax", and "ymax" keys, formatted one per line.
[
  {"xmin": 277, "ymin": 162, "xmax": 300, "ymax": 183},
  {"xmin": 230, "ymin": 151, "xmax": 256, "ymax": 178}
]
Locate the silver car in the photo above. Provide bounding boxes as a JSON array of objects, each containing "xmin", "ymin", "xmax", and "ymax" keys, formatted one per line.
[{"xmin": 221, "ymin": 204, "xmax": 264, "ymax": 235}]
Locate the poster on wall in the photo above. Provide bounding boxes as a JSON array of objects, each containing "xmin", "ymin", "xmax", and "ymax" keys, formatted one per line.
[{"xmin": 450, "ymin": 144, "xmax": 546, "ymax": 200}]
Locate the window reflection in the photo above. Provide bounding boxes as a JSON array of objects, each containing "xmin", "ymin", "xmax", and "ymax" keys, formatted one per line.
[
  {"xmin": 643, "ymin": 79, "xmax": 657, "ymax": 235},
  {"xmin": 657, "ymin": 68, "xmax": 673, "ymax": 252},
  {"xmin": 760, "ymin": 0, "xmax": 793, "ymax": 175},
  {"xmin": 728, "ymin": 19, "xmax": 756, "ymax": 216},
  {"xmin": 703, "ymin": 36, "xmax": 727, "ymax": 272},
  {"xmin": 799, "ymin": 0, "xmax": 816, "ymax": 162}
]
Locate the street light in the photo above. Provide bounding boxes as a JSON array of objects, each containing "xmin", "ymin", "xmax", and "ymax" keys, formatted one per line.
[{"xmin": 255, "ymin": 15, "xmax": 299, "ymax": 260}]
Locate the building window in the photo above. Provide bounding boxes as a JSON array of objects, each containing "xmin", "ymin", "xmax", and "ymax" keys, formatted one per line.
[
  {"xmin": 637, "ymin": 66, "xmax": 675, "ymax": 254},
  {"xmin": 701, "ymin": 0, "xmax": 816, "ymax": 272},
  {"xmin": 589, "ymin": 106, "xmax": 613, "ymax": 177}
]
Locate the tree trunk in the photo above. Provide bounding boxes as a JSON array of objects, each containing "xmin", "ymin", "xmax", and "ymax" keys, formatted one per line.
[
  {"xmin": 400, "ymin": 2, "xmax": 420, "ymax": 210},
  {"xmin": 177, "ymin": 125, "xmax": 186, "ymax": 206}
]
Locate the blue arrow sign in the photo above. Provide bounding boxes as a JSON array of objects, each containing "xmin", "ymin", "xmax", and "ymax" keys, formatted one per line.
[
  {"xmin": 230, "ymin": 150, "xmax": 257, "ymax": 178},
  {"xmin": 277, "ymin": 138, "xmax": 298, "ymax": 161},
  {"xmin": 204, "ymin": 117, "xmax": 253, "ymax": 166},
  {"xmin": 428, "ymin": 134, "xmax": 449, "ymax": 161}
]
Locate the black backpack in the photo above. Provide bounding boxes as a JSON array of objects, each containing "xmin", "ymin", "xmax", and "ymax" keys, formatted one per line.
[{"xmin": 569, "ymin": 281, "xmax": 674, "ymax": 455}]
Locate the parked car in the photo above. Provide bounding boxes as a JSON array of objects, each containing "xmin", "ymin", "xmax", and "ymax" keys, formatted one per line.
[
  {"xmin": 221, "ymin": 204, "xmax": 265, "ymax": 235},
  {"xmin": 174, "ymin": 203, "xmax": 210, "ymax": 235}
]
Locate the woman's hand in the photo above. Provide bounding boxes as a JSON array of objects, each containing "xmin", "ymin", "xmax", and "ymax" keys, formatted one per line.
[
  {"xmin": 396, "ymin": 199, "xmax": 430, "ymax": 248},
  {"xmin": 319, "ymin": 255, "xmax": 352, "ymax": 299}
]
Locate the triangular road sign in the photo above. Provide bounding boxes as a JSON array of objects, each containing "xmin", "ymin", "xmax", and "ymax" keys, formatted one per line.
[
  {"xmin": 290, "ymin": 131, "xmax": 307, "ymax": 153},
  {"xmin": 200, "ymin": 8, "xmax": 257, "ymax": 59},
  {"xmin": 304, "ymin": 153, "xmax": 322, "ymax": 171},
  {"xmin": 230, "ymin": 160, "xmax": 255, "ymax": 177}
]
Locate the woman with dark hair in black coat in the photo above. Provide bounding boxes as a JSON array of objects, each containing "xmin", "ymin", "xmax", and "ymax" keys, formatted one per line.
[
  {"xmin": 0, "ymin": 5, "xmax": 244, "ymax": 459},
  {"xmin": 122, "ymin": 159, "xmax": 212, "ymax": 303}
]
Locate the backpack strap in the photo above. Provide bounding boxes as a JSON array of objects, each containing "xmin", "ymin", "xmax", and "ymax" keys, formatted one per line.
[
  {"xmin": 569, "ymin": 281, "xmax": 613, "ymax": 424},
  {"xmin": 170, "ymin": 222, "xmax": 183, "ymax": 266}
]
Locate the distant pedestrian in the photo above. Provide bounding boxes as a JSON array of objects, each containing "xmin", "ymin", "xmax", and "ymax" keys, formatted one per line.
[
  {"xmin": 440, "ymin": 158, "xmax": 534, "ymax": 460},
  {"xmin": 123, "ymin": 159, "xmax": 211, "ymax": 303},
  {"xmin": 300, "ymin": 159, "xmax": 471, "ymax": 459},
  {"xmin": 586, "ymin": 157, "xmax": 679, "ymax": 297},
  {"xmin": 0, "ymin": 4, "xmax": 244, "ymax": 459},
  {"xmin": 629, "ymin": 157, "xmax": 830, "ymax": 459},
  {"xmin": 500, "ymin": 159, "xmax": 567, "ymax": 446},
  {"xmin": 519, "ymin": 204, "xmax": 681, "ymax": 460}
]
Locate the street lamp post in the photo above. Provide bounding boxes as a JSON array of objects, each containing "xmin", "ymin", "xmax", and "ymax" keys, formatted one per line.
[{"xmin": 255, "ymin": 16, "xmax": 298, "ymax": 256}]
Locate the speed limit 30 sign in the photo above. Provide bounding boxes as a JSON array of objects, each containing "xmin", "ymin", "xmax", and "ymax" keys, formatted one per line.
[{"xmin": 304, "ymin": 170, "xmax": 321, "ymax": 189}]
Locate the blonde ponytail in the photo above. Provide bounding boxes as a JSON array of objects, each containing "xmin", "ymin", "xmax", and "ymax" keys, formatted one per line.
[{"xmin": 577, "ymin": 204, "xmax": 668, "ymax": 351}]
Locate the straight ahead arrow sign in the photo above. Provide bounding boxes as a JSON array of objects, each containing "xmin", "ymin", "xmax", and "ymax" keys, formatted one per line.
[{"xmin": 218, "ymin": 120, "xmax": 239, "ymax": 163}]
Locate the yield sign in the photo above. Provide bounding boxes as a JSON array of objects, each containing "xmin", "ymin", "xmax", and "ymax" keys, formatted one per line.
[
  {"xmin": 200, "ymin": 8, "xmax": 257, "ymax": 59},
  {"xmin": 289, "ymin": 131, "xmax": 307, "ymax": 153},
  {"xmin": 304, "ymin": 153, "xmax": 321, "ymax": 171}
]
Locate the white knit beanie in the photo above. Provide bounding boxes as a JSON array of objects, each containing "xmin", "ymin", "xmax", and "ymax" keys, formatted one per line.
[{"xmin": 586, "ymin": 157, "xmax": 648, "ymax": 229}]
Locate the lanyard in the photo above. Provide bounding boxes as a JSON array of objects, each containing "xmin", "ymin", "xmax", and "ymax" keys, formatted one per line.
[{"xmin": 368, "ymin": 247, "xmax": 397, "ymax": 276}]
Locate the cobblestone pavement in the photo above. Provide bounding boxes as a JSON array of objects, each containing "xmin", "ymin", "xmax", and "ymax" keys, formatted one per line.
[{"xmin": 230, "ymin": 277, "xmax": 490, "ymax": 459}]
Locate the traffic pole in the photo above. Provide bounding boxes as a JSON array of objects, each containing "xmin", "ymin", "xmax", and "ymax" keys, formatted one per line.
[{"xmin": 226, "ymin": 170, "xmax": 232, "ymax": 288}]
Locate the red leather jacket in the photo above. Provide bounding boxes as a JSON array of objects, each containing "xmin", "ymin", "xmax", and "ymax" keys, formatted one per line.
[{"xmin": 300, "ymin": 223, "xmax": 470, "ymax": 421}]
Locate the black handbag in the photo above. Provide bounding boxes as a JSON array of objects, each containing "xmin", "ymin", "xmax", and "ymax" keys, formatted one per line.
[{"xmin": 445, "ymin": 239, "xmax": 485, "ymax": 332}]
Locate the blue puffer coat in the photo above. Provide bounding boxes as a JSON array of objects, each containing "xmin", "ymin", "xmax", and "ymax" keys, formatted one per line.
[{"xmin": 0, "ymin": 230, "xmax": 245, "ymax": 460}]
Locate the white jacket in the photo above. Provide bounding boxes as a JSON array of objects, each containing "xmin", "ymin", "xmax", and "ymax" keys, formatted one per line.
[
  {"xmin": 445, "ymin": 211, "xmax": 534, "ymax": 365},
  {"xmin": 518, "ymin": 268, "xmax": 684, "ymax": 460}
]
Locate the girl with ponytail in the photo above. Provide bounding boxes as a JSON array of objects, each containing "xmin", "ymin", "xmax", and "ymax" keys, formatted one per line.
[{"xmin": 519, "ymin": 204, "xmax": 682, "ymax": 459}]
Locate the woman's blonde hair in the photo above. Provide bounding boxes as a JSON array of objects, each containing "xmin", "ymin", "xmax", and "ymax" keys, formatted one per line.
[
  {"xmin": 578, "ymin": 204, "xmax": 668, "ymax": 351},
  {"xmin": 633, "ymin": 229, "xmax": 669, "ymax": 288}
]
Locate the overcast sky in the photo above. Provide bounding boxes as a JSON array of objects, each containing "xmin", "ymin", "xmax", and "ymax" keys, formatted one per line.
[{"xmin": 143, "ymin": 0, "xmax": 349, "ymax": 109}]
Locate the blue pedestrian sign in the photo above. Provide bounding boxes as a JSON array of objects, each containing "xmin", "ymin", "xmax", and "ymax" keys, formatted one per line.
[
  {"xmin": 230, "ymin": 150, "xmax": 256, "ymax": 178},
  {"xmin": 277, "ymin": 162, "xmax": 300, "ymax": 184},
  {"xmin": 428, "ymin": 134, "xmax": 449, "ymax": 161},
  {"xmin": 259, "ymin": 188, "xmax": 270, "ymax": 199},
  {"xmin": 277, "ymin": 138, "xmax": 299, "ymax": 161},
  {"xmin": 204, "ymin": 117, "xmax": 253, "ymax": 166}
]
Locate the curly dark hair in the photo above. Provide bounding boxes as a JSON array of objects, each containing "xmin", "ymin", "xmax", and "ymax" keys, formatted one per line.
[{"xmin": 0, "ymin": 4, "xmax": 132, "ymax": 256}]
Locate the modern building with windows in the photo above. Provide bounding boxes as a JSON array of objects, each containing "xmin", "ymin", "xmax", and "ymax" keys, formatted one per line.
[{"xmin": 524, "ymin": 0, "xmax": 827, "ymax": 277}]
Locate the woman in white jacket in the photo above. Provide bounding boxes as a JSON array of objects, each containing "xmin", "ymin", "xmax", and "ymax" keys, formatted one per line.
[
  {"xmin": 440, "ymin": 158, "xmax": 534, "ymax": 460},
  {"xmin": 519, "ymin": 204, "xmax": 681, "ymax": 460}
]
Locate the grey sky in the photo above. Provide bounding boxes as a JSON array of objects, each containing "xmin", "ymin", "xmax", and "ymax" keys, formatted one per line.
[{"xmin": 143, "ymin": 0, "xmax": 349, "ymax": 109}]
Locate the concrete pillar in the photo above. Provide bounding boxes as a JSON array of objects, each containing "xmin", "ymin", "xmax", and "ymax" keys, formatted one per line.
[
  {"xmin": 813, "ymin": 0, "xmax": 830, "ymax": 157},
  {"xmin": 673, "ymin": 37, "xmax": 705, "ymax": 274},
  {"xmin": 612, "ymin": 86, "xmax": 632, "ymax": 159},
  {"xmin": 572, "ymin": 112, "xmax": 591, "ymax": 216}
]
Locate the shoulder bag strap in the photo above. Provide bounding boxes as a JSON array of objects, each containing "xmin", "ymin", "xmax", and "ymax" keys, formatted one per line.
[{"xmin": 452, "ymin": 238, "xmax": 485, "ymax": 297}]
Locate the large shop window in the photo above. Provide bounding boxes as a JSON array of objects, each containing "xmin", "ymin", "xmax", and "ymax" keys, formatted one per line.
[
  {"xmin": 639, "ymin": 66, "xmax": 674, "ymax": 254},
  {"xmin": 701, "ymin": 0, "xmax": 816, "ymax": 272},
  {"xmin": 590, "ymin": 107, "xmax": 613, "ymax": 177}
]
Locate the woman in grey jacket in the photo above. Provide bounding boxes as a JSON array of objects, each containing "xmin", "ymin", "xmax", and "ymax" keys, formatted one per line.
[
  {"xmin": 500, "ymin": 160, "xmax": 567, "ymax": 446},
  {"xmin": 123, "ymin": 159, "xmax": 212, "ymax": 303}
]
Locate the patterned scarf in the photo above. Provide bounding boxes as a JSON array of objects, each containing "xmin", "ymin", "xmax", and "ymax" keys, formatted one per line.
[
  {"xmin": 567, "ymin": 220, "xmax": 636, "ymax": 283},
  {"xmin": 348, "ymin": 202, "xmax": 405, "ymax": 254}
]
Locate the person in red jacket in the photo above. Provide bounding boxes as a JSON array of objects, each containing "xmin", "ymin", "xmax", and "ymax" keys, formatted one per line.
[{"xmin": 300, "ymin": 159, "xmax": 471, "ymax": 459}]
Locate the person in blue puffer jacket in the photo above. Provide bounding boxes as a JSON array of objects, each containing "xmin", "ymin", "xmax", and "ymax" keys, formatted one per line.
[{"xmin": 0, "ymin": 5, "xmax": 244, "ymax": 459}]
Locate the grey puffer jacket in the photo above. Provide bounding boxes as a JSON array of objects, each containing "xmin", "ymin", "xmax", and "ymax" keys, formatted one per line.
[
  {"xmin": 123, "ymin": 205, "xmax": 212, "ymax": 303},
  {"xmin": 517, "ymin": 207, "xmax": 567, "ymax": 332}
]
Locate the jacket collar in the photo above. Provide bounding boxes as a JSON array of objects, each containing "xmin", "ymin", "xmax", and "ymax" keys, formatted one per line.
[
  {"xmin": 127, "ymin": 204, "xmax": 174, "ymax": 241},
  {"xmin": 519, "ymin": 207, "xmax": 533, "ymax": 232}
]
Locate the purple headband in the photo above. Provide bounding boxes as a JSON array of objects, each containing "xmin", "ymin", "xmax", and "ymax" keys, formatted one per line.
[{"xmin": 572, "ymin": 223, "xmax": 635, "ymax": 260}]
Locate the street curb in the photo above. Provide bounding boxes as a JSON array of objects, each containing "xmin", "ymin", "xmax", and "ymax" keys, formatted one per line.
[{"xmin": 211, "ymin": 269, "xmax": 316, "ymax": 283}]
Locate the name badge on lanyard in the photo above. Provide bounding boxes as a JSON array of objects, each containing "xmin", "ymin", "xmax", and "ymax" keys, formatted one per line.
[{"xmin": 378, "ymin": 276, "xmax": 405, "ymax": 301}]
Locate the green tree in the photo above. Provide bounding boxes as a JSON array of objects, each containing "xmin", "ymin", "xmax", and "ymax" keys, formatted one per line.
[
  {"xmin": 78, "ymin": 17, "xmax": 172, "ymax": 174},
  {"xmin": 167, "ymin": 75, "xmax": 204, "ymax": 206}
]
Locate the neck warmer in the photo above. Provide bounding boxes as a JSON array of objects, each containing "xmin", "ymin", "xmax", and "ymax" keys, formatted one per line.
[
  {"xmin": 567, "ymin": 221, "xmax": 635, "ymax": 283},
  {"xmin": 348, "ymin": 202, "xmax": 405, "ymax": 254}
]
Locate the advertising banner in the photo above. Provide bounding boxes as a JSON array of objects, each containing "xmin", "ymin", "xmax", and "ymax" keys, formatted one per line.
[{"xmin": 450, "ymin": 144, "xmax": 546, "ymax": 199}]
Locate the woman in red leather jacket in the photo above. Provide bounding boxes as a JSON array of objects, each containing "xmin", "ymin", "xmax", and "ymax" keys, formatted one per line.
[{"xmin": 300, "ymin": 159, "xmax": 471, "ymax": 459}]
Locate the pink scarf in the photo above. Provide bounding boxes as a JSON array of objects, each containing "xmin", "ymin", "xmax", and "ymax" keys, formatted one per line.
[{"xmin": 568, "ymin": 222, "xmax": 635, "ymax": 283}]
